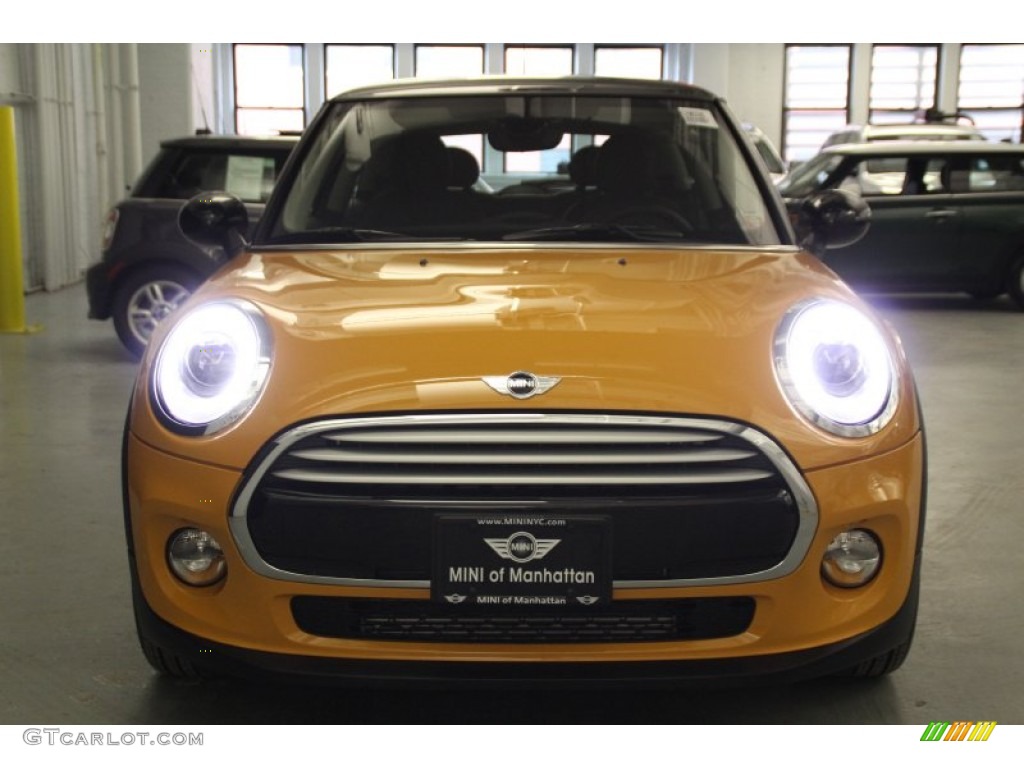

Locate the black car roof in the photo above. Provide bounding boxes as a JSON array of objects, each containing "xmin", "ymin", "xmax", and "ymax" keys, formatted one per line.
[
  {"xmin": 160, "ymin": 135, "xmax": 300, "ymax": 150},
  {"xmin": 329, "ymin": 76, "xmax": 718, "ymax": 103}
]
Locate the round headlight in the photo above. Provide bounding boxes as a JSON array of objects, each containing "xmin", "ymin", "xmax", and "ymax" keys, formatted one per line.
[
  {"xmin": 152, "ymin": 300, "xmax": 271, "ymax": 434},
  {"xmin": 774, "ymin": 299, "xmax": 898, "ymax": 437},
  {"xmin": 821, "ymin": 530, "xmax": 881, "ymax": 588},
  {"xmin": 167, "ymin": 528, "xmax": 227, "ymax": 587}
]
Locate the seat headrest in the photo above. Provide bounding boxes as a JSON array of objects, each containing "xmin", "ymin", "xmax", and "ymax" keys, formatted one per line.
[
  {"xmin": 446, "ymin": 147, "xmax": 480, "ymax": 190},
  {"xmin": 596, "ymin": 133, "xmax": 651, "ymax": 193},
  {"xmin": 568, "ymin": 145, "xmax": 599, "ymax": 188}
]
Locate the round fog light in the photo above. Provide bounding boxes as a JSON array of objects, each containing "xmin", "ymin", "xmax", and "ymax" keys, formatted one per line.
[
  {"xmin": 167, "ymin": 528, "xmax": 226, "ymax": 586},
  {"xmin": 822, "ymin": 529, "xmax": 881, "ymax": 588}
]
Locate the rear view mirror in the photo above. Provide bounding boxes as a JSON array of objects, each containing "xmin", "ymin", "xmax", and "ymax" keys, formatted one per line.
[{"xmin": 488, "ymin": 118, "xmax": 564, "ymax": 152}]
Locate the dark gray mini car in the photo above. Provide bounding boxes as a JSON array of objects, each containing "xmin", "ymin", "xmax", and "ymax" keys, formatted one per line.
[
  {"xmin": 779, "ymin": 141, "xmax": 1024, "ymax": 309},
  {"xmin": 86, "ymin": 134, "xmax": 297, "ymax": 355}
]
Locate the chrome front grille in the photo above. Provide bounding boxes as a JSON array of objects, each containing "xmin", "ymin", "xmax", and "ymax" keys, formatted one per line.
[
  {"xmin": 230, "ymin": 413, "xmax": 817, "ymax": 588},
  {"xmin": 266, "ymin": 416, "xmax": 776, "ymax": 489}
]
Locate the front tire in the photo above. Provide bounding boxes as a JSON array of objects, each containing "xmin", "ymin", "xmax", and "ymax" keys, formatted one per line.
[
  {"xmin": 112, "ymin": 265, "xmax": 198, "ymax": 357},
  {"xmin": 1008, "ymin": 256, "xmax": 1024, "ymax": 311},
  {"xmin": 138, "ymin": 635, "xmax": 206, "ymax": 680}
]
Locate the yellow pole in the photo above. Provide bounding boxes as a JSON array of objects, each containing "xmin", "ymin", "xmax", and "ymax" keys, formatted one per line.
[{"xmin": 0, "ymin": 105, "xmax": 29, "ymax": 333}]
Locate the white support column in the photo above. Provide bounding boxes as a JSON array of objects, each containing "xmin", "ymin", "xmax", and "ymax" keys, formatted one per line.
[
  {"xmin": 215, "ymin": 43, "xmax": 235, "ymax": 134},
  {"xmin": 395, "ymin": 44, "xmax": 415, "ymax": 78},
  {"xmin": 122, "ymin": 43, "xmax": 144, "ymax": 184},
  {"xmin": 575, "ymin": 44, "xmax": 594, "ymax": 76},
  {"xmin": 848, "ymin": 43, "xmax": 872, "ymax": 125},
  {"xmin": 484, "ymin": 43, "xmax": 503, "ymax": 75},
  {"xmin": 938, "ymin": 43, "xmax": 962, "ymax": 114},
  {"xmin": 303, "ymin": 43, "xmax": 325, "ymax": 126}
]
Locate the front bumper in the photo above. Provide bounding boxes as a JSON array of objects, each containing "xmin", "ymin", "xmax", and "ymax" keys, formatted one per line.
[
  {"xmin": 85, "ymin": 260, "xmax": 115, "ymax": 320},
  {"xmin": 126, "ymin": 428, "xmax": 924, "ymax": 683}
]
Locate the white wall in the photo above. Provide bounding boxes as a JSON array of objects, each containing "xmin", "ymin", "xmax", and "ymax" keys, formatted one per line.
[
  {"xmin": 720, "ymin": 44, "xmax": 786, "ymax": 147},
  {"xmin": 138, "ymin": 44, "xmax": 192, "ymax": 167},
  {"xmin": 0, "ymin": 45, "xmax": 21, "ymax": 94}
]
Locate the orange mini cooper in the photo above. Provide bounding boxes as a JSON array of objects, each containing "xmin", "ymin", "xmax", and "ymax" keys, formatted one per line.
[{"xmin": 123, "ymin": 77, "xmax": 925, "ymax": 685}]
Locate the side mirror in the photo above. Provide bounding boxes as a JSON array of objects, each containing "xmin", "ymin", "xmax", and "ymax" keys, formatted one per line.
[
  {"xmin": 795, "ymin": 188, "xmax": 870, "ymax": 256},
  {"xmin": 179, "ymin": 192, "xmax": 250, "ymax": 258}
]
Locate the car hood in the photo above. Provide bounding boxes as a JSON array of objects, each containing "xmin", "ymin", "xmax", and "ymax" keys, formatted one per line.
[{"xmin": 131, "ymin": 245, "xmax": 920, "ymax": 470}]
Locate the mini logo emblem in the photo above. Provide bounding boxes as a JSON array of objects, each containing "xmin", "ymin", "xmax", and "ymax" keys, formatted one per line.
[
  {"xmin": 444, "ymin": 594, "xmax": 467, "ymax": 604},
  {"xmin": 576, "ymin": 595, "xmax": 600, "ymax": 606},
  {"xmin": 485, "ymin": 532, "xmax": 560, "ymax": 563},
  {"xmin": 482, "ymin": 371, "xmax": 561, "ymax": 400}
]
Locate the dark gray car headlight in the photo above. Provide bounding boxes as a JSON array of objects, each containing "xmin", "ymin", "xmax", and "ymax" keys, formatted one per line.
[
  {"xmin": 151, "ymin": 300, "xmax": 272, "ymax": 435},
  {"xmin": 774, "ymin": 299, "xmax": 898, "ymax": 438}
]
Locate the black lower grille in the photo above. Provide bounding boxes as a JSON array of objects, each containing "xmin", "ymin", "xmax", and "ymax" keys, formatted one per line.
[
  {"xmin": 249, "ymin": 488, "xmax": 797, "ymax": 581},
  {"xmin": 292, "ymin": 597, "xmax": 756, "ymax": 644},
  {"xmin": 234, "ymin": 414, "xmax": 811, "ymax": 585}
]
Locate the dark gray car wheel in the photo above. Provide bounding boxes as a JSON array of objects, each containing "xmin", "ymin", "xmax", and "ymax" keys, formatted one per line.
[{"xmin": 112, "ymin": 265, "xmax": 197, "ymax": 357}]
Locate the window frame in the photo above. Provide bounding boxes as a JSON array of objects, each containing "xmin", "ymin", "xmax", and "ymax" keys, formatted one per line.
[
  {"xmin": 323, "ymin": 44, "xmax": 396, "ymax": 100},
  {"xmin": 868, "ymin": 44, "xmax": 940, "ymax": 124},
  {"xmin": 592, "ymin": 44, "xmax": 665, "ymax": 79},
  {"xmin": 232, "ymin": 43, "xmax": 307, "ymax": 136},
  {"xmin": 956, "ymin": 43, "xmax": 1024, "ymax": 142},
  {"xmin": 782, "ymin": 44, "xmax": 852, "ymax": 163}
]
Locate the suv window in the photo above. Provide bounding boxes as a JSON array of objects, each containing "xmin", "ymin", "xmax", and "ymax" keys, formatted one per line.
[
  {"xmin": 842, "ymin": 156, "xmax": 949, "ymax": 196},
  {"xmin": 155, "ymin": 150, "xmax": 288, "ymax": 202},
  {"xmin": 966, "ymin": 155, "xmax": 1024, "ymax": 192}
]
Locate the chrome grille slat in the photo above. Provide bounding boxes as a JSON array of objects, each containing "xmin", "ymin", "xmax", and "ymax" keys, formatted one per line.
[
  {"xmin": 271, "ymin": 467, "xmax": 775, "ymax": 485},
  {"xmin": 288, "ymin": 447, "xmax": 757, "ymax": 465},
  {"xmin": 275, "ymin": 420, "xmax": 768, "ymax": 488},
  {"xmin": 322, "ymin": 428, "xmax": 723, "ymax": 445}
]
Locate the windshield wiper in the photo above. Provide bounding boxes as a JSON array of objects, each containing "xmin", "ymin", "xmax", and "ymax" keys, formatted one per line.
[
  {"xmin": 265, "ymin": 227, "xmax": 441, "ymax": 245},
  {"xmin": 501, "ymin": 223, "xmax": 686, "ymax": 243}
]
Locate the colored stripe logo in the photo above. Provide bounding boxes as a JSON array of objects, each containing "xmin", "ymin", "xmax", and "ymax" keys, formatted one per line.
[{"xmin": 921, "ymin": 721, "xmax": 997, "ymax": 741}]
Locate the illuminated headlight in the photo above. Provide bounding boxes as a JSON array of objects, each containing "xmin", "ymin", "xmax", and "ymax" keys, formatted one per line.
[
  {"xmin": 151, "ymin": 300, "xmax": 271, "ymax": 434},
  {"xmin": 774, "ymin": 299, "xmax": 898, "ymax": 437}
]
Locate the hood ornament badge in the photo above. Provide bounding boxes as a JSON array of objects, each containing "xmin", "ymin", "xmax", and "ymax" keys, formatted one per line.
[{"xmin": 482, "ymin": 371, "xmax": 561, "ymax": 400}]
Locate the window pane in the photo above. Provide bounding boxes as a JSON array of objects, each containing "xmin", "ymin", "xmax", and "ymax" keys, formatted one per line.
[
  {"xmin": 236, "ymin": 108, "xmax": 304, "ymax": 137},
  {"xmin": 870, "ymin": 45, "xmax": 937, "ymax": 116},
  {"xmin": 326, "ymin": 45, "xmax": 394, "ymax": 97},
  {"xmin": 415, "ymin": 46, "xmax": 484, "ymax": 78},
  {"xmin": 785, "ymin": 110, "xmax": 849, "ymax": 162},
  {"xmin": 784, "ymin": 46, "xmax": 850, "ymax": 161},
  {"xmin": 234, "ymin": 44, "xmax": 304, "ymax": 109},
  {"xmin": 505, "ymin": 46, "xmax": 573, "ymax": 76},
  {"xmin": 959, "ymin": 44, "xmax": 1024, "ymax": 108},
  {"xmin": 505, "ymin": 135, "xmax": 572, "ymax": 173},
  {"xmin": 594, "ymin": 47, "xmax": 663, "ymax": 79},
  {"xmin": 785, "ymin": 46, "xmax": 850, "ymax": 109},
  {"xmin": 958, "ymin": 44, "xmax": 1024, "ymax": 142}
]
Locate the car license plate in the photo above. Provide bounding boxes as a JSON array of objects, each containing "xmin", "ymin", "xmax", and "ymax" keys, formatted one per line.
[{"xmin": 432, "ymin": 514, "xmax": 612, "ymax": 607}]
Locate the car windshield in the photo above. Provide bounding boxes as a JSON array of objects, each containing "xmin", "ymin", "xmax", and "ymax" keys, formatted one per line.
[{"xmin": 261, "ymin": 93, "xmax": 782, "ymax": 246}]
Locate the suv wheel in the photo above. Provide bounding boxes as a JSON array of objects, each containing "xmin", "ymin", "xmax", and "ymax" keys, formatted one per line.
[{"xmin": 113, "ymin": 266, "xmax": 197, "ymax": 357}]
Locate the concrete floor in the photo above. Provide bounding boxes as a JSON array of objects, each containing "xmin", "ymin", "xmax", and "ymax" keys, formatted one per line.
[{"xmin": 1, "ymin": 285, "xmax": 1022, "ymax": 725}]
